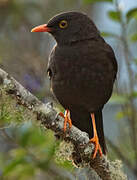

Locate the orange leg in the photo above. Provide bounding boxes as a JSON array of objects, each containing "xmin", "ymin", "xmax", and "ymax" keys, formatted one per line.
[
  {"xmin": 89, "ymin": 113, "xmax": 103, "ymax": 159},
  {"xmin": 59, "ymin": 109, "xmax": 72, "ymax": 132}
]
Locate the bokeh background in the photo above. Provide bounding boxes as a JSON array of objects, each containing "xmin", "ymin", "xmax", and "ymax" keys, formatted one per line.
[{"xmin": 0, "ymin": 0, "xmax": 137, "ymax": 179}]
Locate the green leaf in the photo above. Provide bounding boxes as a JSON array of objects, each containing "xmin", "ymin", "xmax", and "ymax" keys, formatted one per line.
[
  {"xmin": 133, "ymin": 58, "xmax": 137, "ymax": 65},
  {"xmin": 129, "ymin": 91, "xmax": 137, "ymax": 98},
  {"xmin": 3, "ymin": 158, "xmax": 25, "ymax": 175},
  {"xmin": 130, "ymin": 33, "xmax": 137, "ymax": 42},
  {"xmin": 110, "ymin": 94, "xmax": 128, "ymax": 105},
  {"xmin": 101, "ymin": 32, "xmax": 113, "ymax": 37},
  {"xmin": 116, "ymin": 111, "xmax": 125, "ymax": 120},
  {"xmin": 101, "ymin": 32, "xmax": 119, "ymax": 38},
  {"xmin": 84, "ymin": 0, "xmax": 112, "ymax": 4},
  {"xmin": 11, "ymin": 148, "xmax": 27, "ymax": 158},
  {"xmin": 108, "ymin": 11, "xmax": 120, "ymax": 22},
  {"xmin": 126, "ymin": 7, "xmax": 137, "ymax": 22}
]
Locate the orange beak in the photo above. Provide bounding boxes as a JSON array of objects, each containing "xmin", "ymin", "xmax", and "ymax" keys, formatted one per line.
[{"xmin": 31, "ymin": 24, "xmax": 51, "ymax": 32}]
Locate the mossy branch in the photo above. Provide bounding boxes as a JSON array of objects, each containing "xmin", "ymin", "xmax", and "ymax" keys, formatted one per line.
[{"xmin": 0, "ymin": 68, "xmax": 127, "ymax": 180}]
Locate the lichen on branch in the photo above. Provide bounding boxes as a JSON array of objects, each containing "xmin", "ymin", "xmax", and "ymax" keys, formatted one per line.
[{"xmin": 0, "ymin": 68, "xmax": 127, "ymax": 180}]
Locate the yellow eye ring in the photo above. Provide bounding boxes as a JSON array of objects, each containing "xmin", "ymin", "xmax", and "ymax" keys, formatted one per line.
[{"xmin": 59, "ymin": 20, "xmax": 68, "ymax": 29}]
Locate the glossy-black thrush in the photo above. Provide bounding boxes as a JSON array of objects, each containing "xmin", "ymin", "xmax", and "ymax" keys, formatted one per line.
[{"xmin": 31, "ymin": 12, "xmax": 118, "ymax": 158}]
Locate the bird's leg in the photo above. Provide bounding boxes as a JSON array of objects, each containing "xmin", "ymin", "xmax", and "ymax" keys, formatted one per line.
[
  {"xmin": 89, "ymin": 113, "xmax": 103, "ymax": 159},
  {"xmin": 59, "ymin": 109, "xmax": 72, "ymax": 132}
]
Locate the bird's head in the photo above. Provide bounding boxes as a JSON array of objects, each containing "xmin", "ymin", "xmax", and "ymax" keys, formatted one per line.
[{"xmin": 31, "ymin": 11, "xmax": 100, "ymax": 45}]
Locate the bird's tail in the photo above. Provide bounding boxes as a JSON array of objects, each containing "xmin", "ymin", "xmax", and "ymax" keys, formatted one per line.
[
  {"xmin": 95, "ymin": 109, "xmax": 107, "ymax": 154},
  {"xmin": 70, "ymin": 108, "xmax": 107, "ymax": 155}
]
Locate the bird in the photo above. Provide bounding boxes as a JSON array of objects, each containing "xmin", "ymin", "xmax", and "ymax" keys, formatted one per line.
[{"xmin": 31, "ymin": 11, "xmax": 118, "ymax": 159}]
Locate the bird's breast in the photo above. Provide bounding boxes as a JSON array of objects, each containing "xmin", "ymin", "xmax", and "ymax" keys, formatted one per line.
[{"xmin": 49, "ymin": 42, "xmax": 116, "ymax": 110}]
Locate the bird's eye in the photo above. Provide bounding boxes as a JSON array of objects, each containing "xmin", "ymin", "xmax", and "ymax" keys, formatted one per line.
[{"xmin": 59, "ymin": 20, "xmax": 68, "ymax": 29}]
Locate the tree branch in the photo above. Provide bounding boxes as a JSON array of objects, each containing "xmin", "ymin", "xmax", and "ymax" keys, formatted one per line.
[{"xmin": 0, "ymin": 68, "xmax": 127, "ymax": 180}]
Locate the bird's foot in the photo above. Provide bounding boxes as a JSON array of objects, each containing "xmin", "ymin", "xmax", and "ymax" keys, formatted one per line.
[
  {"xmin": 59, "ymin": 109, "xmax": 72, "ymax": 132},
  {"xmin": 89, "ymin": 134, "xmax": 103, "ymax": 159},
  {"xmin": 89, "ymin": 113, "xmax": 103, "ymax": 159}
]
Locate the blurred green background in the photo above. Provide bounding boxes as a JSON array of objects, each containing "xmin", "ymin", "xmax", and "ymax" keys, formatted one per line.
[{"xmin": 0, "ymin": 0, "xmax": 137, "ymax": 179}]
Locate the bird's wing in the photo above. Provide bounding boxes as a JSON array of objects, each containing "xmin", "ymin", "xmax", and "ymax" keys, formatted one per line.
[{"xmin": 47, "ymin": 45, "xmax": 57, "ymax": 80}]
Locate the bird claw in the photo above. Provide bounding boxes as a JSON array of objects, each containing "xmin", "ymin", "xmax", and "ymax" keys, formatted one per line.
[
  {"xmin": 90, "ymin": 113, "xmax": 103, "ymax": 159},
  {"xmin": 89, "ymin": 135, "xmax": 103, "ymax": 159},
  {"xmin": 59, "ymin": 109, "xmax": 72, "ymax": 132}
]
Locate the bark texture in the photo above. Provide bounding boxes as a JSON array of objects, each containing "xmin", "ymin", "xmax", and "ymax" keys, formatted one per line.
[{"xmin": 0, "ymin": 68, "xmax": 127, "ymax": 180}]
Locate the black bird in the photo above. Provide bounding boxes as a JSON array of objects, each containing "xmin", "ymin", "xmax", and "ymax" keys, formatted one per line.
[{"xmin": 31, "ymin": 11, "xmax": 117, "ymax": 158}]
